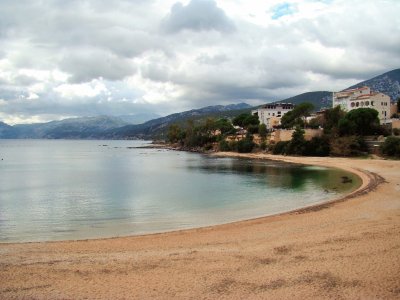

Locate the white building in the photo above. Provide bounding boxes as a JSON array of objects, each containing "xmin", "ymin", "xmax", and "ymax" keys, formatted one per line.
[
  {"xmin": 333, "ymin": 86, "xmax": 391, "ymax": 123},
  {"xmin": 252, "ymin": 103, "xmax": 294, "ymax": 130}
]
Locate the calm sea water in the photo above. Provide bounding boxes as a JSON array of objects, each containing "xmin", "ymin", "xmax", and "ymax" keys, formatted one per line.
[{"xmin": 0, "ymin": 140, "xmax": 361, "ymax": 242}]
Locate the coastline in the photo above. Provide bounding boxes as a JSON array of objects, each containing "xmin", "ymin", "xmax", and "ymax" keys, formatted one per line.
[{"xmin": 1, "ymin": 154, "xmax": 399, "ymax": 299}]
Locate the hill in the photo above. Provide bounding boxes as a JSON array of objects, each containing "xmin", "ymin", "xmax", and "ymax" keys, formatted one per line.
[
  {"xmin": 0, "ymin": 121, "xmax": 16, "ymax": 138},
  {"xmin": 9, "ymin": 116, "xmax": 129, "ymax": 139},
  {"xmin": 105, "ymin": 103, "xmax": 252, "ymax": 139},
  {"xmin": 273, "ymin": 91, "xmax": 332, "ymax": 111},
  {"xmin": 0, "ymin": 104, "xmax": 252, "ymax": 139},
  {"xmin": 346, "ymin": 68, "xmax": 400, "ymax": 101}
]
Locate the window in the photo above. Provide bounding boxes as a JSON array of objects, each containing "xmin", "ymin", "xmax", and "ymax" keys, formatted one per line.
[
  {"xmin": 356, "ymin": 102, "xmax": 359, "ymax": 107},
  {"xmin": 361, "ymin": 101, "xmax": 364, "ymax": 107},
  {"xmin": 371, "ymin": 101, "xmax": 374, "ymax": 106},
  {"xmin": 365, "ymin": 101, "xmax": 369, "ymax": 106},
  {"xmin": 351, "ymin": 102, "xmax": 355, "ymax": 108}
]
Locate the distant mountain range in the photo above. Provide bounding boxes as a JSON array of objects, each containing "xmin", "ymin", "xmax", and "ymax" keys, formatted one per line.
[
  {"xmin": 0, "ymin": 103, "xmax": 252, "ymax": 139},
  {"xmin": 0, "ymin": 69, "xmax": 399, "ymax": 140}
]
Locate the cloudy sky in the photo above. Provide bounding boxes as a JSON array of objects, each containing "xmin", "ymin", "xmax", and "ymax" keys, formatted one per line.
[{"xmin": 0, "ymin": 0, "xmax": 399, "ymax": 124}]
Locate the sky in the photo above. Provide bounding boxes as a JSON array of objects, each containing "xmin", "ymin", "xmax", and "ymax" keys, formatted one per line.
[{"xmin": 0, "ymin": 0, "xmax": 399, "ymax": 124}]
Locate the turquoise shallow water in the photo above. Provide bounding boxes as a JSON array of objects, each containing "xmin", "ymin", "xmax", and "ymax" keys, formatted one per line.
[{"xmin": 0, "ymin": 140, "xmax": 361, "ymax": 242}]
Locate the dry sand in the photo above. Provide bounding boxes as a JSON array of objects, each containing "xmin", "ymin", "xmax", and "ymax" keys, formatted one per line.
[{"xmin": 0, "ymin": 154, "xmax": 399, "ymax": 299}]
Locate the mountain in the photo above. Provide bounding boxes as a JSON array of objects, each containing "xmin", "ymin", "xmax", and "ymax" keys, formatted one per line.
[
  {"xmin": 270, "ymin": 68, "xmax": 400, "ymax": 111},
  {"xmin": 9, "ymin": 116, "xmax": 128, "ymax": 139},
  {"xmin": 345, "ymin": 68, "xmax": 400, "ymax": 101},
  {"xmin": 0, "ymin": 104, "xmax": 252, "ymax": 139},
  {"xmin": 118, "ymin": 113, "xmax": 161, "ymax": 124},
  {"xmin": 105, "ymin": 103, "xmax": 253, "ymax": 139},
  {"xmin": 0, "ymin": 121, "xmax": 16, "ymax": 138},
  {"xmin": 274, "ymin": 91, "xmax": 332, "ymax": 111}
]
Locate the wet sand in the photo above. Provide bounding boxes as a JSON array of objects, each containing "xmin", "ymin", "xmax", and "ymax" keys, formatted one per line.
[{"xmin": 1, "ymin": 154, "xmax": 399, "ymax": 299}]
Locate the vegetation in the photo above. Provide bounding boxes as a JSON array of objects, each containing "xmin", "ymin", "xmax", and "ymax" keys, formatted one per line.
[
  {"xmin": 338, "ymin": 108, "xmax": 380, "ymax": 136},
  {"xmin": 281, "ymin": 102, "xmax": 314, "ymax": 129},
  {"xmin": 237, "ymin": 134, "xmax": 256, "ymax": 153},
  {"xmin": 381, "ymin": 136, "xmax": 400, "ymax": 157},
  {"xmin": 232, "ymin": 113, "xmax": 259, "ymax": 128},
  {"xmin": 166, "ymin": 103, "xmax": 398, "ymax": 158}
]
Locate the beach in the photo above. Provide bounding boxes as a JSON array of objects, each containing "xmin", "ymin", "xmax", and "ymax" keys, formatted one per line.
[{"xmin": 0, "ymin": 154, "xmax": 399, "ymax": 299}]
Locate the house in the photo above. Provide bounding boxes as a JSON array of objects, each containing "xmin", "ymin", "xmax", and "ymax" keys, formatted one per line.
[
  {"xmin": 252, "ymin": 103, "xmax": 294, "ymax": 130},
  {"xmin": 332, "ymin": 86, "xmax": 391, "ymax": 123}
]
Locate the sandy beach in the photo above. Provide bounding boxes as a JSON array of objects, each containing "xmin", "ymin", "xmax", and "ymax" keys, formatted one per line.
[{"xmin": 1, "ymin": 154, "xmax": 399, "ymax": 299}]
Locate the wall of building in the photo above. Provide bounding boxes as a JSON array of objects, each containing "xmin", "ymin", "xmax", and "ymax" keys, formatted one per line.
[
  {"xmin": 269, "ymin": 129, "xmax": 323, "ymax": 143},
  {"xmin": 252, "ymin": 104, "xmax": 294, "ymax": 130},
  {"xmin": 333, "ymin": 87, "xmax": 391, "ymax": 122}
]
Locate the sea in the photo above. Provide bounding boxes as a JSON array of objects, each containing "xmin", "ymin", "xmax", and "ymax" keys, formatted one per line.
[{"xmin": 0, "ymin": 139, "xmax": 361, "ymax": 242}]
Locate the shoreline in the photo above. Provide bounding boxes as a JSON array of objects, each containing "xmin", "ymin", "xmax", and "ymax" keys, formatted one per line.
[
  {"xmin": 0, "ymin": 152, "xmax": 369, "ymax": 246},
  {"xmin": 1, "ymin": 154, "xmax": 399, "ymax": 299}
]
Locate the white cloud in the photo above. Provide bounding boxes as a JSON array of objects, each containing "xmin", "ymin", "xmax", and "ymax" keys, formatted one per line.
[
  {"xmin": 54, "ymin": 80, "xmax": 108, "ymax": 99},
  {"xmin": 0, "ymin": 0, "xmax": 399, "ymax": 123}
]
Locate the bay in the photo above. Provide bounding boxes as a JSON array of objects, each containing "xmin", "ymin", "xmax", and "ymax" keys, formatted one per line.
[{"xmin": 0, "ymin": 139, "xmax": 361, "ymax": 242}]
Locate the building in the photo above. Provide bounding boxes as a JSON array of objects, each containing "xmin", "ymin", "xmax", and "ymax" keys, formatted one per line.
[
  {"xmin": 252, "ymin": 103, "xmax": 294, "ymax": 130},
  {"xmin": 332, "ymin": 86, "xmax": 391, "ymax": 123}
]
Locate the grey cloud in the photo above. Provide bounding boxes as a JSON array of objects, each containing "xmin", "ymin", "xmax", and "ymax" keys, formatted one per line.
[
  {"xmin": 59, "ymin": 48, "xmax": 136, "ymax": 83},
  {"xmin": 196, "ymin": 53, "xmax": 229, "ymax": 65},
  {"xmin": 162, "ymin": 0, "xmax": 236, "ymax": 33}
]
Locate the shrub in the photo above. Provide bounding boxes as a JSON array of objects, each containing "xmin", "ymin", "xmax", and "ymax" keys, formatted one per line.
[
  {"xmin": 272, "ymin": 141, "xmax": 290, "ymax": 155},
  {"xmin": 219, "ymin": 140, "xmax": 231, "ymax": 151},
  {"xmin": 237, "ymin": 138, "xmax": 255, "ymax": 153},
  {"xmin": 260, "ymin": 141, "xmax": 267, "ymax": 151},
  {"xmin": 303, "ymin": 136, "xmax": 330, "ymax": 156},
  {"xmin": 330, "ymin": 136, "xmax": 367, "ymax": 157},
  {"xmin": 381, "ymin": 136, "xmax": 400, "ymax": 157}
]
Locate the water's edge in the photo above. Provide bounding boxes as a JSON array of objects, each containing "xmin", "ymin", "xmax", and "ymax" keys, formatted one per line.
[{"xmin": 1, "ymin": 152, "xmax": 372, "ymax": 245}]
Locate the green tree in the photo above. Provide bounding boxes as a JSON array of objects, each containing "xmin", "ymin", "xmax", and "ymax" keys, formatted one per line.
[
  {"xmin": 338, "ymin": 108, "xmax": 380, "ymax": 136},
  {"xmin": 232, "ymin": 113, "xmax": 260, "ymax": 128},
  {"xmin": 281, "ymin": 102, "xmax": 314, "ymax": 129},
  {"xmin": 259, "ymin": 123, "xmax": 267, "ymax": 139},
  {"xmin": 167, "ymin": 124, "xmax": 183, "ymax": 143},
  {"xmin": 215, "ymin": 118, "xmax": 235, "ymax": 135},
  {"xmin": 286, "ymin": 126, "xmax": 306, "ymax": 155},
  {"xmin": 323, "ymin": 106, "xmax": 346, "ymax": 134}
]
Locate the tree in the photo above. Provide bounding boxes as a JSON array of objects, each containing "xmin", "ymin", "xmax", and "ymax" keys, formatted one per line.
[
  {"xmin": 215, "ymin": 118, "xmax": 235, "ymax": 135},
  {"xmin": 323, "ymin": 106, "xmax": 346, "ymax": 134},
  {"xmin": 167, "ymin": 124, "xmax": 183, "ymax": 144},
  {"xmin": 232, "ymin": 113, "xmax": 259, "ymax": 128},
  {"xmin": 259, "ymin": 124, "xmax": 267, "ymax": 139},
  {"xmin": 286, "ymin": 126, "xmax": 306, "ymax": 155},
  {"xmin": 338, "ymin": 108, "xmax": 380, "ymax": 136},
  {"xmin": 281, "ymin": 102, "xmax": 314, "ymax": 129}
]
